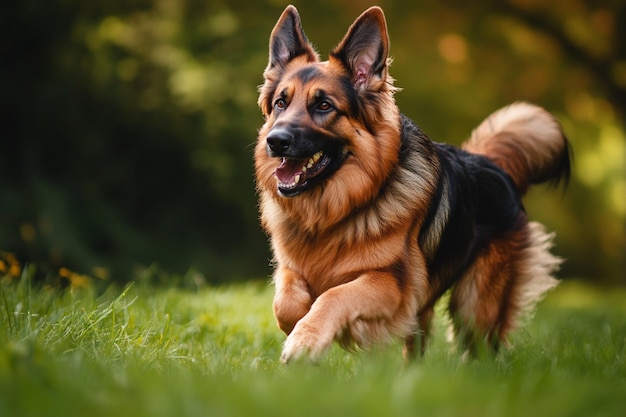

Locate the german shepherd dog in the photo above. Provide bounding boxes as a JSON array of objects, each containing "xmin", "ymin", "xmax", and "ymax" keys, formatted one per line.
[{"xmin": 255, "ymin": 5, "xmax": 570, "ymax": 363}]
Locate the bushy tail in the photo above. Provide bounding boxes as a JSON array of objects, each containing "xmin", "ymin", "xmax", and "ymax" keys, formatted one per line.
[{"xmin": 462, "ymin": 102, "xmax": 571, "ymax": 195}]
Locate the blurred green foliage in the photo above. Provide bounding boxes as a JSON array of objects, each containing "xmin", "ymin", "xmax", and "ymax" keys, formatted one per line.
[{"xmin": 1, "ymin": 0, "xmax": 624, "ymax": 283}]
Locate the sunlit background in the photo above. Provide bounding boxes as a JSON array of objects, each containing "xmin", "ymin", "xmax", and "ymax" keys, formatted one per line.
[{"xmin": 2, "ymin": 0, "xmax": 624, "ymax": 285}]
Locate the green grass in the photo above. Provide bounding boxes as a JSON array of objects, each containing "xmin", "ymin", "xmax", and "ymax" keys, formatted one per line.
[{"xmin": 1, "ymin": 272, "xmax": 625, "ymax": 417}]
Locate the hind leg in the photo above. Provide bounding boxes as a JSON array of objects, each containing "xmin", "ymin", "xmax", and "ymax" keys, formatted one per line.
[
  {"xmin": 448, "ymin": 223, "xmax": 560, "ymax": 355},
  {"xmin": 449, "ymin": 240, "xmax": 516, "ymax": 355},
  {"xmin": 403, "ymin": 306, "xmax": 434, "ymax": 362}
]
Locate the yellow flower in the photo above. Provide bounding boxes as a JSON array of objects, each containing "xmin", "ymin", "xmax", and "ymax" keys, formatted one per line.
[
  {"xmin": 59, "ymin": 267, "xmax": 91, "ymax": 289},
  {"xmin": 0, "ymin": 251, "xmax": 22, "ymax": 279}
]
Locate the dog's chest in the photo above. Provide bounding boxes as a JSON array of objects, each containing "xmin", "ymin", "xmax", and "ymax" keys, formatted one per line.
[{"xmin": 275, "ymin": 225, "xmax": 413, "ymax": 295}]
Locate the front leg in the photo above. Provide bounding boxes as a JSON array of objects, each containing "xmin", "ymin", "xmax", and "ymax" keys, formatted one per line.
[
  {"xmin": 273, "ymin": 265, "xmax": 313, "ymax": 334},
  {"xmin": 281, "ymin": 271, "xmax": 402, "ymax": 363}
]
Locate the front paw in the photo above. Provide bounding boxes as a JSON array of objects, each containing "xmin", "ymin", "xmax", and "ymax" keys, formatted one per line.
[{"xmin": 280, "ymin": 322, "xmax": 333, "ymax": 364}]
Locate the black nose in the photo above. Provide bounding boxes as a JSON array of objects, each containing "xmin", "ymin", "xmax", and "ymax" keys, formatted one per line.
[{"xmin": 266, "ymin": 127, "xmax": 294, "ymax": 154}]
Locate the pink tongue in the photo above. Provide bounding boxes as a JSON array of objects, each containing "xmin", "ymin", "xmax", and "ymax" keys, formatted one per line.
[{"xmin": 275, "ymin": 158, "xmax": 306, "ymax": 183}]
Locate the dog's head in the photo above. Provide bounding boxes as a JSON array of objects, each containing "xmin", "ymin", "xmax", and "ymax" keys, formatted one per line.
[{"xmin": 255, "ymin": 6, "xmax": 401, "ymax": 227}]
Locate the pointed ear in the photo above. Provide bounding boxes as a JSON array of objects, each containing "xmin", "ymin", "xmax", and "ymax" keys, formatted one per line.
[
  {"xmin": 331, "ymin": 7, "xmax": 390, "ymax": 90},
  {"xmin": 267, "ymin": 5, "xmax": 318, "ymax": 71}
]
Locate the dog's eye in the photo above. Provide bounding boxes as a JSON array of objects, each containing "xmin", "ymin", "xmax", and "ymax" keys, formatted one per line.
[
  {"xmin": 274, "ymin": 98, "xmax": 287, "ymax": 111},
  {"xmin": 317, "ymin": 100, "xmax": 333, "ymax": 112}
]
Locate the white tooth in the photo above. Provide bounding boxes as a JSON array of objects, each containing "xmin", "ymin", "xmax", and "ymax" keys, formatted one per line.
[
  {"xmin": 308, "ymin": 152, "xmax": 320, "ymax": 167},
  {"xmin": 302, "ymin": 165, "xmax": 307, "ymax": 172},
  {"xmin": 294, "ymin": 174, "xmax": 301, "ymax": 184}
]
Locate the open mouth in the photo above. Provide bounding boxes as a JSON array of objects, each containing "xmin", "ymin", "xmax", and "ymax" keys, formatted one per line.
[{"xmin": 274, "ymin": 151, "xmax": 332, "ymax": 196}]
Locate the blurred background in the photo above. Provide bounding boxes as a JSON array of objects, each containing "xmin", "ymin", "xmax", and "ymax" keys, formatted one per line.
[{"xmin": 1, "ymin": 0, "xmax": 624, "ymax": 285}]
